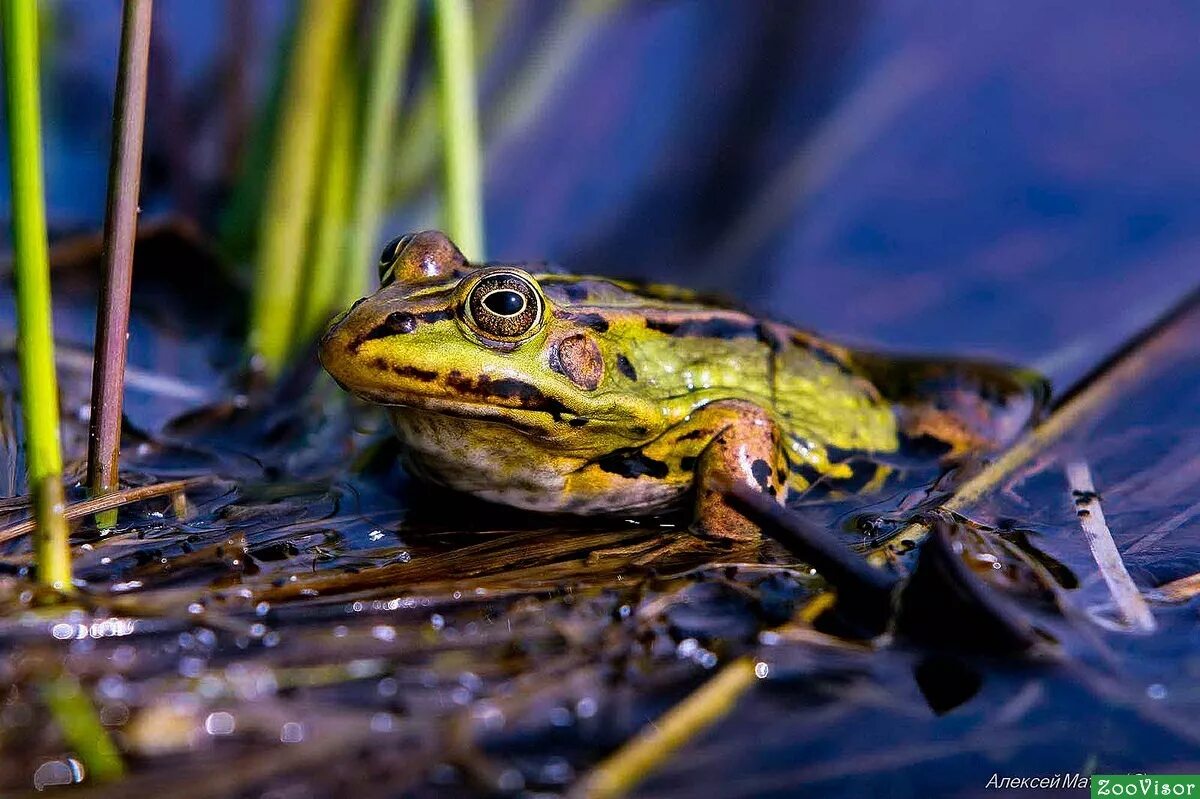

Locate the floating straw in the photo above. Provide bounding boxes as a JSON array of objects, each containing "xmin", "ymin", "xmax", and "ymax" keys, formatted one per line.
[{"xmin": 1066, "ymin": 461, "xmax": 1156, "ymax": 633}]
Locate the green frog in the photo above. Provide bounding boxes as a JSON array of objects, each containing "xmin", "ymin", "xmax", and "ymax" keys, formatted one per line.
[{"xmin": 319, "ymin": 231, "xmax": 1046, "ymax": 540}]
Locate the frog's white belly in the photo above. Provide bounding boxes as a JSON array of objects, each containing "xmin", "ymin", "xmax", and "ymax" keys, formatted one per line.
[{"xmin": 388, "ymin": 408, "xmax": 684, "ymax": 515}]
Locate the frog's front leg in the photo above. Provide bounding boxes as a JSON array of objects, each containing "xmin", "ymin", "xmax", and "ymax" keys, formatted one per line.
[{"xmin": 690, "ymin": 400, "xmax": 788, "ymax": 541}]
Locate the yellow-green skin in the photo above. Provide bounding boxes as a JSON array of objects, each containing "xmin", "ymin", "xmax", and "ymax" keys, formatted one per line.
[{"xmin": 320, "ymin": 232, "xmax": 1033, "ymax": 539}]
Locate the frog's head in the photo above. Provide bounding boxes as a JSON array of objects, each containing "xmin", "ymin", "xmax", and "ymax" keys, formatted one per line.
[{"xmin": 319, "ymin": 231, "xmax": 661, "ymax": 451}]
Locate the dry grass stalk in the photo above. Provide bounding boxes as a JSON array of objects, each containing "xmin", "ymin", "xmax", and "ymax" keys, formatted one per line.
[{"xmin": 1065, "ymin": 461, "xmax": 1155, "ymax": 633}]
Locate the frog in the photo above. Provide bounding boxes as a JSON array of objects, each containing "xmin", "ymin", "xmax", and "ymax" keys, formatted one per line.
[{"xmin": 319, "ymin": 230, "xmax": 1047, "ymax": 541}]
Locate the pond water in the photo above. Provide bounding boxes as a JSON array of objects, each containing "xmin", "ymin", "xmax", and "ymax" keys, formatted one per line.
[{"xmin": 1, "ymin": 2, "xmax": 1199, "ymax": 796}]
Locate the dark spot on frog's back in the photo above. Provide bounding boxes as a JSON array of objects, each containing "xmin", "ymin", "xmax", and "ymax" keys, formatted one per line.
[
  {"xmin": 645, "ymin": 316, "xmax": 758, "ymax": 339},
  {"xmin": 596, "ymin": 448, "xmax": 670, "ymax": 480},
  {"xmin": 616, "ymin": 354, "xmax": 637, "ymax": 381},
  {"xmin": 556, "ymin": 310, "xmax": 610, "ymax": 333}
]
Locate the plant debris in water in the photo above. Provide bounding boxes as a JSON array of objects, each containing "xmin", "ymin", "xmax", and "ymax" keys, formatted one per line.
[{"xmin": 1, "ymin": 231, "xmax": 1199, "ymax": 797}]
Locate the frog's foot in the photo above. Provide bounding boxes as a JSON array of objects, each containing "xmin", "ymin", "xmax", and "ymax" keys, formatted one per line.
[{"xmin": 691, "ymin": 401, "xmax": 789, "ymax": 541}]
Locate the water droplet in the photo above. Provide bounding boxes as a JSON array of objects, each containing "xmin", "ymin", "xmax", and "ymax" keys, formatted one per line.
[
  {"xmin": 280, "ymin": 721, "xmax": 304, "ymax": 743},
  {"xmin": 204, "ymin": 711, "xmax": 236, "ymax": 735},
  {"xmin": 33, "ymin": 760, "xmax": 75, "ymax": 790},
  {"xmin": 576, "ymin": 697, "xmax": 598, "ymax": 719}
]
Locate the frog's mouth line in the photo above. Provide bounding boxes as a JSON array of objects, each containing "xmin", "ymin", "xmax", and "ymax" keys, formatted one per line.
[{"xmin": 341, "ymin": 384, "xmax": 586, "ymax": 437}]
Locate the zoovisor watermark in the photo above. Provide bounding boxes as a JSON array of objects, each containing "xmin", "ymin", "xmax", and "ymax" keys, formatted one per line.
[
  {"xmin": 1093, "ymin": 776, "xmax": 1200, "ymax": 797},
  {"xmin": 984, "ymin": 774, "xmax": 1200, "ymax": 795}
]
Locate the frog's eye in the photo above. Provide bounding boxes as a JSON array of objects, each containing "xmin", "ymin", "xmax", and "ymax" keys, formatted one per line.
[
  {"xmin": 378, "ymin": 234, "xmax": 412, "ymax": 283},
  {"xmin": 464, "ymin": 271, "xmax": 545, "ymax": 341}
]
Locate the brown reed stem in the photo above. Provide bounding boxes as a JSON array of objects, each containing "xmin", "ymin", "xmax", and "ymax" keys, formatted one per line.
[{"xmin": 86, "ymin": 0, "xmax": 153, "ymax": 529}]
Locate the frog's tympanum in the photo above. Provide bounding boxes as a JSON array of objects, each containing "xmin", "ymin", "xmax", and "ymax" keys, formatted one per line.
[{"xmin": 320, "ymin": 231, "xmax": 1046, "ymax": 540}]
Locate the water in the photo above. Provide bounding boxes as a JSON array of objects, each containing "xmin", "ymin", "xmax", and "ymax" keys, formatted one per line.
[{"xmin": 2, "ymin": 2, "xmax": 1200, "ymax": 795}]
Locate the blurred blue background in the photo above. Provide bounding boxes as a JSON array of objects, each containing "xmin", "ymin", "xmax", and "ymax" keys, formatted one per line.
[{"xmin": 10, "ymin": 0, "xmax": 1200, "ymax": 389}]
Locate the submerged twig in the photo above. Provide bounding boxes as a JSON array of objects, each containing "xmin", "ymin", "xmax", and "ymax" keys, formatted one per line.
[
  {"xmin": 42, "ymin": 676, "xmax": 125, "ymax": 782},
  {"xmin": 1066, "ymin": 461, "xmax": 1155, "ymax": 633},
  {"xmin": 0, "ymin": 478, "xmax": 204, "ymax": 545},
  {"xmin": 0, "ymin": 0, "xmax": 72, "ymax": 590},
  {"xmin": 575, "ymin": 658, "xmax": 759, "ymax": 799},
  {"xmin": 87, "ymin": 0, "xmax": 154, "ymax": 530}
]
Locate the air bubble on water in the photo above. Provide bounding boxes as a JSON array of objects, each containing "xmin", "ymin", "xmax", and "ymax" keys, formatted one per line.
[
  {"xmin": 370, "ymin": 712, "xmax": 395, "ymax": 733},
  {"xmin": 33, "ymin": 760, "xmax": 75, "ymax": 790},
  {"xmin": 1148, "ymin": 683, "xmax": 1167, "ymax": 700},
  {"xmin": 280, "ymin": 722, "xmax": 304, "ymax": 743},
  {"xmin": 371, "ymin": 625, "xmax": 395, "ymax": 642},
  {"xmin": 204, "ymin": 711, "xmax": 236, "ymax": 735},
  {"xmin": 377, "ymin": 677, "xmax": 398, "ymax": 697},
  {"xmin": 755, "ymin": 662, "xmax": 770, "ymax": 679},
  {"xmin": 575, "ymin": 697, "xmax": 598, "ymax": 719},
  {"xmin": 430, "ymin": 614, "xmax": 445, "ymax": 631}
]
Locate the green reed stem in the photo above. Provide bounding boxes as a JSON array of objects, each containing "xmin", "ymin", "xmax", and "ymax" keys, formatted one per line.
[
  {"xmin": 433, "ymin": 0, "xmax": 485, "ymax": 260},
  {"xmin": 342, "ymin": 0, "xmax": 416, "ymax": 305},
  {"xmin": 248, "ymin": 0, "xmax": 353, "ymax": 376},
  {"xmin": 298, "ymin": 70, "xmax": 357, "ymax": 340},
  {"xmin": 388, "ymin": 0, "xmax": 507, "ymax": 207},
  {"xmin": 1, "ymin": 0, "xmax": 71, "ymax": 591},
  {"xmin": 87, "ymin": 0, "xmax": 153, "ymax": 530},
  {"xmin": 43, "ymin": 676, "xmax": 124, "ymax": 782}
]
